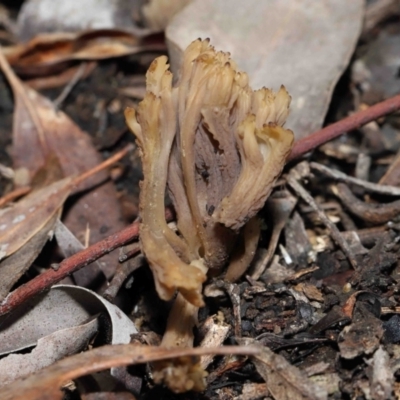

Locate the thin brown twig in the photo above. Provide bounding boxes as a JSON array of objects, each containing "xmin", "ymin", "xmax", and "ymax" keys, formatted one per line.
[
  {"xmin": 0, "ymin": 186, "xmax": 31, "ymax": 208},
  {"xmin": 53, "ymin": 62, "xmax": 87, "ymax": 109},
  {"xmin": 72, "ymin": 143, "xmax": 133, "ymax": 187},
  {"xmin": 0, "ymin": 144, "xmax": 132, "ymax": 210},
  {"xmin": 287, "ymin": 168, "xmax": 358, "ymax": 269},
  {"xmin": 0, "ymin": 222, "xmax": 140, "ymax": 316},
  {"xmin": 288, "ymin": 93, "xmax": 400, "ymax": 161},
  {"xmin": 310, "ymin": 162, "xmax": 400, "ymax": 196}
]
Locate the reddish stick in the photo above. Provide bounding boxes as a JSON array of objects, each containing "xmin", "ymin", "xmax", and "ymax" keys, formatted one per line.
[
  {"xmin": 0, "ymin": 186, "xmax": 31, "ymax": 208},
  {"xmin": 0, "ymin": 221, "xmax": 140, "ymax": 315},
  {"xmin": 0, "ymin": 208, "xmax": 174, "ymax": 316},
  {"xmin": 288, "ymin": 93, "xmax": 400, "ymax": 161}
]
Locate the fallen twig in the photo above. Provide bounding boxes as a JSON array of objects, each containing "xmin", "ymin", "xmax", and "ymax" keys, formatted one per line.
[
  {"xmin": 0, "ymin": 219, "xmax": 140, "ymax": 316},
  {"xmin": 289, "ymin": 93, "xmax": 400, "ymax": 161},
  {"xmin": 0, "ymin": 186, "xmax": 31, "ymax": 208},
  {"xmin": 287, "ymin": 166, "xmax": 358, "ymax": 269},
  {"xmin": 103, "ymin": 253, "xmax": 144, "ymax": 300},
  {"xmin": 72, "ymin": 143, "xmax": 132, "ymax": 188},
  {"xmin": 53, "ymin": 62, "xmax": 88, "ymax": 109},
  {"xmin": 310, "ymin": 162, "xmax": 400, "ymax": 196},
  {"xmin": 332, "ymin": 183, "xmax": 400, "ymax": 224}
]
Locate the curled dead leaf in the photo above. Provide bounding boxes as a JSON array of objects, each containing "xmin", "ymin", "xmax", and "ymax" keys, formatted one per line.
[
  {"xmin": 0, "ymin": 177, "xmax": 72, "ymax": 261},
  {"xmin": 4, "ymin": 29, "xmax": 163, "ymax": 77}
]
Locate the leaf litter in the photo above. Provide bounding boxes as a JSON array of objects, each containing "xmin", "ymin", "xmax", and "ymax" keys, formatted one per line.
[
  {"xmin": 0, "ymin": 44, "xmax": 127, "ymax": 279},
  {"xmin": 238, "ymin": 338, "xmax": 327, "ymax": 400},
  {"xmin": 0, "ymin": 213, "xmax": 59, "ymax": 301},
  {"xmin": 0, "ymin": 155, "xmax": 65, "ymax": 297},
  {"xmin": 4, "ymin": 29, "xmax": 165, "ymax": 77},
  {"xmin": 0, "ymin": 318, "xmax": 99, "ymax": 387},
  {"xmin": 0, "ymin": 176, "xmax": 73, "ymax": 260},
  {"xmin": 1, "ymin": 0, "xmax": 400, "ymax": 399}
]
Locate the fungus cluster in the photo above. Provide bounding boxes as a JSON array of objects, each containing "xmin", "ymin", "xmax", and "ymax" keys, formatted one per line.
[
  {"xmin": 126, "ymin": 38, "xmax": 293, "ymax": 305},
  {"xmin": 125, "ymin": 38, "xmax": 293, "ymax": 391}
]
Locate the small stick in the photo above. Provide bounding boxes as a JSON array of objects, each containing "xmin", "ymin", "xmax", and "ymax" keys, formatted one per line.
[
  {"xmin": 72, "ymin": 143, "xmax": 133, "ymax": 188},
  {"xmin": 226, "ymin": 283, "xmax": 242, "ymax": 338},
  {"xmin": 0, "ymin": 186, "xmax": 31, "ymax": 208},
  {"xmin": 310, "ymin": 162, "xmax": 400, "ymax": 196},
  {"xmin": 53, "ymin": 62, "xmax": 87, "ymax": 109},
  {"xmin": 0, "ymin": 144, "xmax": 132, "ymax": 209},
  {"xmin": 103, "ymin": 254, "xmax": 144, "ymax": 301},
  {"xmin": 288, "ymin": 93, "xmax": 400, "ymax": 161},
  {"xmin": 287, "ymin": 169, "xmax": 358, "ymax": 269},
  {"xmin": 0, "ymin": 221, "xmax": 140, "ymax": 316},
  {"xmin": 118, "ymin": 242, "xmax": 141, "ymax": 262},
  {"xmin": 332, "ymin": 183, "xmax": 400, "ymax": 224}
]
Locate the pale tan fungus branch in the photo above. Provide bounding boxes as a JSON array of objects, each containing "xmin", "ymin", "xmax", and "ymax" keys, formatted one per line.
[{"xmin": 125, "ymin": 39, "xmax": 294, "ymax": 393}]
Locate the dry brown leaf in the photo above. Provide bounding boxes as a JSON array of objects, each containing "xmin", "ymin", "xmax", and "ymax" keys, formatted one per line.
[
  {"xmin": 166, "ymin": 0, "xmax": 364, "ymax": 139},
  {"xmin": 0, "ymin": 285, "xmax": 97, "ymax": 355},
  {"xmin": 3, "ymin": 29, "xmax": 164, "ymax": 76},
  {"xmin": 29, "ymin": 153, "xmax": 65, "ymax": 189},
  {"xmin": 0, "ymin": 155, "xmax": 66, "ymax": 298},
  {"xmin": 0, "ymin": 344, "xmax": 258, "ymax": 400},
  {"xmin": 53, "ymin": 285, "xmax": 138, "ymax": 345},
  {"xmin": 294, "ymin": 282, "xmax": 324, "ymax": 302},
  {"xmin": 0, "ymin": 285, "xmax": 136, "ymax": 357},
  {"xmin": 0, "ymin": 177, "xmax": 72, "ymax": 260},
  {"xmin": 338, "ymin": 317, "xmax": 384, "ymax": 359},
  {"xmin": 0, "ymin": 47, "xmax": 126, "ymax": 278},
  {"xmin": 0, "ymin": 319, "xmax": 98, "ymax": 387},
  {"xmin": 62, "ymin": 183, "xmax": 127, "ymax": 279},
  {"xmin": 0, "ymin": 213, "xmax": 59, "ymax": 301},
  {"xmin": 0, "ymin": 285, "xmax": 137, "ymax": 387},
  {"xmin": 0, "ymin": 49, "xmax": 103, "ymax": 191},
  {"xmin": 25, "ymin": 61, "xmax": 97, "ymax": 90},
  {"xmin": 54, "ymin": 219, "xmax": 104, "ymax": 288},
  {"xmin": 238, "ymin": 338, "xmax": 327, "ymax": 400}
]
